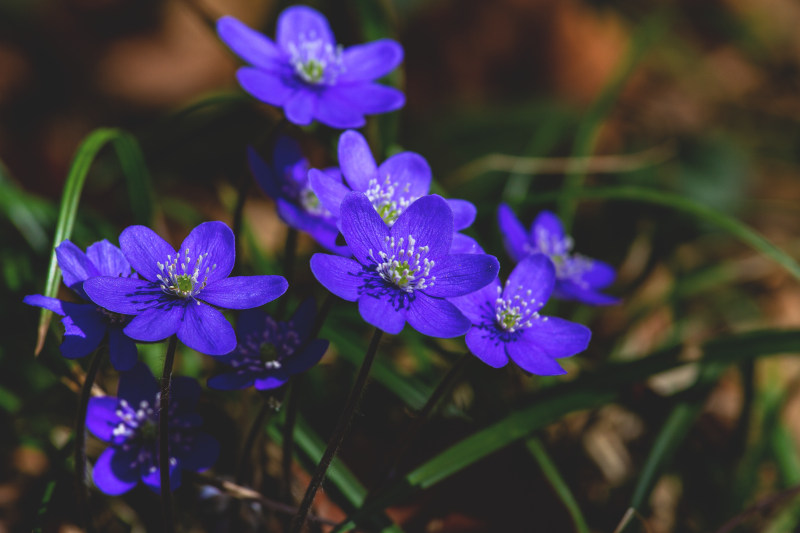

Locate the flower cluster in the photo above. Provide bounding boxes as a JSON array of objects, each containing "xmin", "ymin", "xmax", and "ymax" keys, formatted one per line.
[{"xmin": 218, "ymin": 6, "xmax": 404, "ymax": 128}]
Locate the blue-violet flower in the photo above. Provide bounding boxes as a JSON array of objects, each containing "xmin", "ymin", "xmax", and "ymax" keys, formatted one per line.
[
  {"xmin": 450, "ymin": 254, "xmax": 591, "ymax": 375},
  {"xmin": 87, "ymin": 362, "xmax": 219, "ymax": 494},
  {"xmin": 83, "ymin": 221, "xmax": 289, "ymax": 356},
  {"xmin": 217, "ymin": 6, "xmax": 404, "ymax": 128},
  {"xmin": 24, "ymin": 240, "xmax": 138, "ymax": 370},
  {"xmin": 310, "ymin": 192, "xmax": 499, "ymax": 337},
  {"xmin": 498, "ymin": 204, "xmax": 618, "ymax": 305},
  {"xmin": 309, "ymin": 130, "xmax": 482, "ymax": 253},
  {"xmin": 248, "ymin": 136, "xmax": 349, "ymax": 255},
  {"xmin": 207, "ymin": 299, "xmax": 328, "ymax": 390}
]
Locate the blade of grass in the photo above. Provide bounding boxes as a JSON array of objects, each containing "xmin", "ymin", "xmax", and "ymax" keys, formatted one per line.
[
  {"xmin": 526, "ymin": 437, "xmax": 590, "ymax": 533},
  {"xmin": 34, "ymin": 128, "xmax": 153, "ymax": 355},
  {"xmin": 336, "ymin": 329, "xmax": 800, "ymax": 530}
]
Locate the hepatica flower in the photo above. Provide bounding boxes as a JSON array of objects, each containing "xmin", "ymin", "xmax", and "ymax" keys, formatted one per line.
[
  {"xmin": 450, "ymin": 255, "xmax": 591, "ymax": 375},
  {"xmin": 217, "ymin": 6, "xmax": 404, "ymax": 128},
  {"xmin": 248, "ymin": 136, "xmax": 348, "ymax": 255},
  {"xmin": 309, "ymin": 130, "xmax": 481, "ymax": 253},
  {"xmin": 84, "ymin": 222, "xmax": 288, "ymax": 356},
  {"xmin": 208, "ymin": 299, "xmax": 328, "ymax": 391},
  {"xmin": 310, "ymin": 192, "xmax": 498, "ymax": 337},
  {"xmin": 24, "ymin": 240, "xmax": 138, "ymax": 370},
  {"xmin": 87, "ymin": 362, "xmax": 219, "ymax": 494},
  {"xmin": 498, "ymin": 204, "xmax": 618, "ymax": 305}
]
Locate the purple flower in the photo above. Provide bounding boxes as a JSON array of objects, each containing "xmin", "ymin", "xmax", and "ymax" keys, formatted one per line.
[
  {"xmin": 24, "ymin": 240, "xmax": 139, "ymax": 370},
  {"xmin": 450, "ymin": 255, "xmax": 591, "ymax": 375},
  {"xmin": 83, "ymin": 221, "xmax": 288, "ymax": 356},
  {"xmin": 249, "ymin": 137, "xmax": 349, "ymax": 255},
  {"xmin": 497, "ymin": 204, "xmax": 618, "ymax": 305},
  {"xmin": 87, "ymin": 362, "xmax": 219, "ymax": 494},
  {"xmin": 217, "ymin": 6, "xmax": 404, "ymax": 128},
  {"xmin": 310, "ymin": 192, "xmax": 499, "ymax": 337},
  {"xmin": 309, "ymin": 130, "xmax": 481, "ymax": 253},
  {"xmin": 207, "ymin": 299, "xmax": 328, "ymax": 391}
]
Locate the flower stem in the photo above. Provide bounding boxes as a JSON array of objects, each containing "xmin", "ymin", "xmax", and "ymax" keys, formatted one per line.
[
  {"xmin": 159, "ymin": 335, "xmax": 178, "ymax": 533},
  {"xmin": 277, "ymin": 227, "xmax": 299, "ymax": 319},
  {"xmin": 375, "ymin": 354, "xmax": 468, "ymax": 489},
  {"xmin": 75, "ymin": 346, "xmax": 104, "ymax": 533},
  {"xmin": 290, "ymin": 328, "xmax": 384, "ymax": 533},
  {"xmin": 281, "ymin": 378, "xmax": 300, "ymax": 500},
  {"xmin": 236, "ymin": 395, "xmax": 274, "ymax": 485}
]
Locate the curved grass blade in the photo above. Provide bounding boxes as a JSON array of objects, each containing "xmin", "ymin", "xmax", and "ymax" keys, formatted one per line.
[
  {"xmin": 526, "ymin": 437, "xmax": 590, "ymax": 533},
  {"xmin": 35, "ymin": 128, "xmax": 153, "ymax": 355},
  {"xmin": 336, "ymin": 330, "xmax": 800, "ymax": 530}
]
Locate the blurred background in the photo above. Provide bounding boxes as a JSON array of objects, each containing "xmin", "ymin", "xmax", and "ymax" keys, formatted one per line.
[{"xmin": 4, "ymin": 0, "xmax": 800, "ymax": 531}]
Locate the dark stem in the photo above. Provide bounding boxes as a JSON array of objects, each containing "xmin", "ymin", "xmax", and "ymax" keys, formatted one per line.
[
  {"xmin": 375, "ymin": 355, "xmax": 468, "ymax": 488},
  {"xmin": 277, "ymin": 227, "xmax": 299, "ymax": 319},
  {"xmin": 236, "ymin": 396, "xmax": 274, "ymax": 485},
  {"xmin": 75, "ymin": 346, "xmax": 104, "ymax": 533},
  {"xmin": 281, "ymin": 378, "xmax": 300, "ymax": 501},
  {"xmin": 290, "ymin": 328, "xmax": 384, "ymax": 533},
  {"xmin": 231, "ymin": 164, "xmax": 251, "ymax": 275},
  {"xmin": 159, "ymin": 335, "xmax": 179, "ymax": 533}
]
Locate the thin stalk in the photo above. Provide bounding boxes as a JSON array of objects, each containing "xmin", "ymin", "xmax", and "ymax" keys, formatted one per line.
[
  {"xmin": 75, "ymin": 346, "xmax": 104, "ymax": 533},
  {"xmin": 281, "ymin": 378, "xmax": 300, "ymax": 501},
  {"xmin": 236, "ymin": 397, "xmax": 274, "ymax": 485},
  {"xmin": 231, "ymin": 164, "xmax": 250, "ymax": 274},
  {"xmin": 375, "ymin": 355, "xmax": 468, "ymax": 487},
  {"xmin": 277, "ymin": 227, "xmax": 299, "ymax": 319},
  {"xmin": 290, "ymin": 328, "xmax": 384, "ymax": 533},
  {"xmin": 159, "ymin": 335, "xmax": 179, "ymax": 533}
]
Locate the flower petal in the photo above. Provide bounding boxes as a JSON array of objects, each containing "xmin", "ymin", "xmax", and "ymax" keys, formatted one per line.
[
  {"xmin": 108, "ymin": 328, "xmax": 138, "ymax": 371},
  {"xmin": 141, "ymin": 459, "xmax": 181, "ymax": 493},
  {"xmin": 339, "ymin": 192, "xmax": 391, "ymax": 265},
  {"xmin": 338, "ymin": 130, "xmax": 377, "ymax": 192},
  {"xmin": 309, "ymin": 254, "xmax": 364, "ymax": 301},
  {"xmin": 425, "ymin": 253, "xmax": 499, "ymax": 298},
  {"xmin": 506, "ymin": 337, "xmax": 567, "ymax": 376},
  {"xmin": 531, "ymin": 210, "xmax": 568, "ymax": 255},
  {"xmin": 575, "ymin": 257, "xmax": 616, "ymax": 290},
  {"xmin": 449, "ymin": 278, "xmax": 501, "ymax": 324},
  {"xmin": 554, "ymin": 280, "xmax": 619, "ymax": 306},
  {"xmin": 178, "ymin": 303, "xmax": 236, "ymax": 356},
  {"xmin": 236, "ymin": 67, "xmax": 295, "ymax": 106},
  {"xmin": 331, "ymin": 83, "xmax": 404, "ymax": 115},
  {"xmin": 217, "ymin": 16, "xmax": 283, "ymax": 71},
  {"xmin": 180, "ymin": 221, "xmax": 236, "ymax": 284},
  {"xmin": 288, "ymin": 298, "xmax": 317, "ymax": 341},
  {"xmin": 200, "ymin": 275, "xmax": 288, "ymax": 310},
  {"xmin": 313, "ymin": 90, "xmax": 367, "ymax": 128},
  {"xmin": 83, "ymin": 277, "xmax": 163, "ymax": 315},
  {"xmin": 308, "ymin": 167, "xmax": 351, "ymax": 218},
  {"xmin": 248, "ymin": 146, "xmax": 280, "ymax": 199},
  {"xmin": 60, "ymin": 304, "xmax": 106, "ymax": 359},
  {"xmin": 92, "ymin": 447, "xmax": 139, "ymax": 496},
  {"xmin": 118, "ymin": 362, "xmax": 159, "ymax": 409},
  {"xmin": 447, "ymin": 199, "xmax": 477, "ymax": 231},
  {"xmin": 284, "ymin": 89, "xmax": 317, "ymax": 126},
  {"xmin": 207, "ymin": 371, "xmax": 255, "ymax": 390},
  {"xmin": 254, "ymin": 374, "xmax": 290, "ymax": 390},
  {"xmin": 86, "ymin": 397, "xmax": 121, "ymax": 442},
  {"xmin": 23, "ymin": 294, "xmax": 66, "ymax": 315},
  {"xmin": 522, "ymin": 316, "xmax": 591, "ymax": 360},
  {"xmin": 358, "ymin": 292, "xmax": 407, "ymax": 334},
  {"xmin": 339, "ymin": 39, "xmax": 404, "ymax": 82},
  {"xmin": 277, "ymin": 5, "xmax": 335, "ymax": 51},
  {"xmin": 86, "ymin": 240, "xmax": 131, "ymax": 278},
  {"xmin": 378, "ymin": 152, "xmax": 431, "ymax": 199},
  {"xmin": 497, "ymin": 203, "xmax": 530, "ymax": 263},
  {"xmin": 450, "ymin": 233, "xmax": 483, "ymax": 254},
  {"xmin": 465, "ymin": 327, "xmax": 509, "ymax": 368},
  {"xmin": 119, "ymin": 226, "xmax": 176, "ymax": 282},
  {"xmin": 503, "ymin": 254, "xmax": 555, "ymax": 310},
  {"xmin": 178, "ymin": 433, "xmax": 220, "ymax": 472},
  {"xmin": 391, "ymin": 195, "xmax": 453, "ymax": 259},
  {"xmin": 56, "ymin": 240, "xmax": 98, "ymax": 290},
  {"xmin": 124, "ymin": 303, "xmax": 185, "ymax": 342},
  {"xmin": 283, "ymin": 338, "xmax": 328, "ymax": 374},
  {"xmin": 406, "ymin": 292, "xmax": 470, "ymax": 338}
]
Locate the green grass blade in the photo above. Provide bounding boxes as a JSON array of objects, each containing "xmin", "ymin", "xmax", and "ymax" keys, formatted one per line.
[
  {"xmin": 34, "ymin": 128, "xmax": 153, "ymax": 355},
  {"xmin": 526, "ymin": 437, "xmax": 590, "ymax": 533},
  {"xmin": 336, "ymin": 330, "xmax": 800, "ymax": 529}
]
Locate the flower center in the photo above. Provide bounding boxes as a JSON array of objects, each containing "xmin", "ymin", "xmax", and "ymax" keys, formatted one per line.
[
  {"xmin": 260, "ymin": 342, "xmax": 282, "ymax": 370},
  {"xmin": 494, "ymin": 285, "xmax": 541, "ymax": 333},
  {"xmin": 365, "ymin": 176, "xmax": 418, "ymax": 226},
  {"xmin": 288, "ymin": 36, "xmax": 344, "ymax": 85},
  {"xmin": 299, "ymin": 185, "xmax": 329, "ymax": 216},
  {"xmin": 373, "ymin": 235, "xmax": 435, "ymax": 292},
  {"xmin": 157, "ymin": 249, "xmax": 216, "ymax": 299}
]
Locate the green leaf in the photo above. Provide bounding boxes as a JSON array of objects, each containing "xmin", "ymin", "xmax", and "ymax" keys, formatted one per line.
[{"xmin": 34, "ymin": 128, "xmax": 153, "ymax": 355}]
